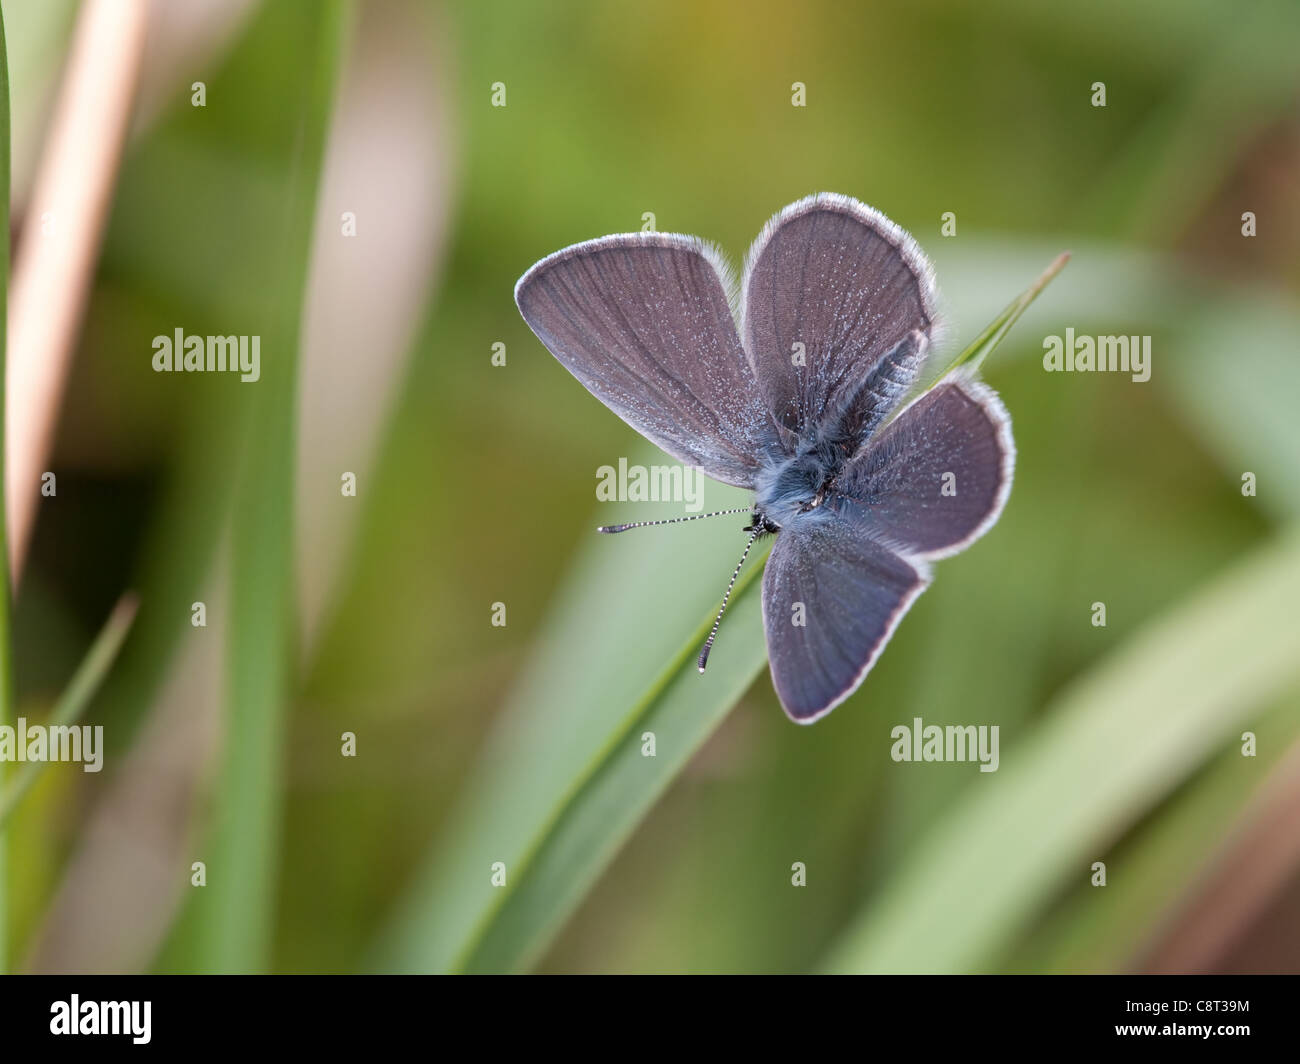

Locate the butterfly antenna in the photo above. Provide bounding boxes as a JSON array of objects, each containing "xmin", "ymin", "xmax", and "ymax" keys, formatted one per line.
[
  {"xmin": 597, "ymin": 507, "xmax": 750, "ymax": 534},
  {"xmin": 697, "ymin": 527, "xmax": 762, "ymax": 673}
]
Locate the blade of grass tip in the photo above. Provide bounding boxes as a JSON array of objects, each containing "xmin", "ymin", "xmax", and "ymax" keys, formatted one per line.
[
  {"xmin": 178, "ymin": 0, "xmax": 350, "ymax": 975},
  {"xmin": 936, "ymin": 251, "xmax": 1070, "ymax": 380},
  {"xmin": 0, "ymin": 2, "xmax": 11, "ymax": 974},
  {"xmin": 0, "ymin": 594, "xmax": 139, "ymax": 829}
]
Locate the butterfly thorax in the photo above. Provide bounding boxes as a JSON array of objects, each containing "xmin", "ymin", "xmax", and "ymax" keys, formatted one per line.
[{"xmin": 753, "ymin": 431, "xmax": 854, "ymax": 532}]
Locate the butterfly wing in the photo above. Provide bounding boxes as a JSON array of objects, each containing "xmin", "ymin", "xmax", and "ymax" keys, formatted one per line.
[
  {"xmin": 762, "ymin": 519, "xmax": 930, "ymax": 722},
  {"xmin": 834, "ymin": 373, "xmax": 1014, "ymax": 559},
  {"xmin": 762, "ymin": 374, "xmax": 1012, "ymax": 722},
  {"xmin": 516, "ymin": 233, "xmax": 778, "ymax": 488},
  {"xmin": 741, "ymin": 193, "xmax": 938, "ymax": 442}
]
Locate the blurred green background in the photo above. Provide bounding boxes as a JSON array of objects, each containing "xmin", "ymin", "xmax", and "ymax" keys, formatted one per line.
[{"xmin": 3, "ymin": 0, "xmax": 1299, "ymax": 973}]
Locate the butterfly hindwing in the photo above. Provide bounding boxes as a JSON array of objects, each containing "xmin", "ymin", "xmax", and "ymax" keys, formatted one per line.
[
  {"xmin": 761, "ymin": 519, "xmax": 929, "ymax": 722},
  {"xmin": 834, "ymin": 374, "xmax": 1014, "ymax": 559}
]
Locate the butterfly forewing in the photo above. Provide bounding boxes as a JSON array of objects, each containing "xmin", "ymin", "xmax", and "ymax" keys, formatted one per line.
[
  {"xmin": 741, "ymin": 194, "xmax": 939, "ymax": 439},
  {"xmin": 516, "ymin": 234, "xmax": 777, "ymax": 488}
]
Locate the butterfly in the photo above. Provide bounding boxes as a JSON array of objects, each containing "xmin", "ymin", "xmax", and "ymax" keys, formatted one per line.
[{"xmin": 515, "ymin": 193, "xmax": 1013, "ymax": 723}]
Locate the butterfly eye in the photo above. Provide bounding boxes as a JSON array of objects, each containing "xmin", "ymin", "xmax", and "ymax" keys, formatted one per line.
[{"xmin": 797, "ymin": 487, "xmax": 827, "ymax": 514}]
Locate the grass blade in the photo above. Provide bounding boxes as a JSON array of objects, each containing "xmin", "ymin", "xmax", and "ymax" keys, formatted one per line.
[
  {"xmin": 373, "ymin": 469, "xmax": 770, "ymax": 973},
  {"xmin": 823, "ymin": 525, "xmax": 1300, "ymax": 973},
  {"xmin": 1137, "ymin": 730, "xmax": 1300, "ymax": 972},
  {"xmin": 0, "ymin": 594, "xmax": 138, "ymax": 829},
  {"xmin": 0, "ymin": 2, "xmax": 11, "ymax": 974},
  {"xmin": 934, "ymin": 251, "xmax": 1069, "ymax": 381},
  {"xmin": 462, "ymin": 562, "xmax": 766, "ymax": 974},
  {"xmin": 162, "ymin": 0, "xmax": 350, "ymax": 973},
  {"xmin": 203, "ymin": 0, "xmax": 347, "ymax": 974},
  {"xmin": 999, "ymin": 696, "xmax": 1300, "ymax": 973}
]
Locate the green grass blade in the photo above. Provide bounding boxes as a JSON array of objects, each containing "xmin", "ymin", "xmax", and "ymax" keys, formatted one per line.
[
  {"xmin": 822, "ymin": 525, "xmax": 1300, "ymax": 973},
  {"xmin": 1163, "ymin": 294, "xmax": 1300, "ymax": 520},
  {"xmin": 464, "ymin": 564, "xmax": 768, "ymax": 974},
  {"xmin": 0, "ymin": 595, "xmax": 138, "ymax": 829},
  {"xmin": 165, "ymin": 0, "xmax": 350, "ymax": 974},
  {"xmin": 372, "ymin": 469, "xmax": 771, "ymax": 973},
  {"xmin": 1004, "ymin": 695, "xmax": 1300, "ymax": 973},
  {"xmin": 0, "ymin": 2, "xmax": 11, "ymax": 975},
  {"xmin": 933, "ymin": 251, "xmax": 1069, "ymax": 381}
]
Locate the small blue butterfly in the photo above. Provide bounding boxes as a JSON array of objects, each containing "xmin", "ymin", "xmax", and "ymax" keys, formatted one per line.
[{"xmin": 516, "ymin": 194, "xmax": 1013, "ymax": 722}]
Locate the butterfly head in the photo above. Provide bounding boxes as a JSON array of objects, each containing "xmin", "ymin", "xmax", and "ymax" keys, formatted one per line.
[{"xmin": 743, "ymin": 509, "xmax": 781, "ymax": 537}]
